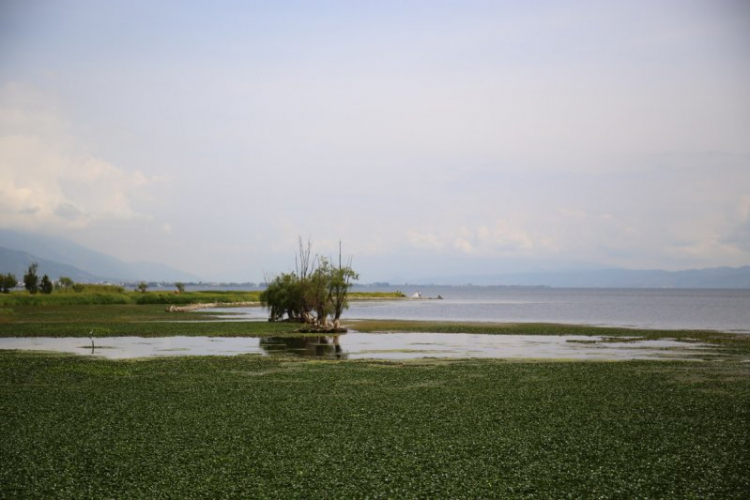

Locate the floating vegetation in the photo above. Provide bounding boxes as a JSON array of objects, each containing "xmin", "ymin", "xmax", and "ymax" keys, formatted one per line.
[{"xmin": 1, "ymin": 352, "xmax": 748, "ymax": 498}]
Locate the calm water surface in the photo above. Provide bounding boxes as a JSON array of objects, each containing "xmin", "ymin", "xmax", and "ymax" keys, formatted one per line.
[
  {"xmin": 0, "ymin": 334, "xmax": 715, "ymax": 361},
  {"xmin": 219, "ymin": 287, "xmax": 750, "ymax": 332}
]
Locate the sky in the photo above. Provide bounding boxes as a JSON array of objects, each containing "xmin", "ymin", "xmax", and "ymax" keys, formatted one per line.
[{"xmin": 1, "ymin": 0, "xmax": 749, "ymax": 282}]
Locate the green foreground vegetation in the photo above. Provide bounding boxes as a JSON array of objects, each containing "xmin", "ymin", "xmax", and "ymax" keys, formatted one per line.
[
  {"xmin": 1, "ymin": 302, "xmax": 749, "ymax": 498},
  {"xmin": 0, "ymin": 289, "xmax": 264, "ymax": 306},
  {"xmin": 0, "ymin": 289, "xmax": 406, "ymax": 307},
  {"xmin": 0, "ymin": 301, "xmax": 300, "ymax": 337},
  {"xmin": 1, "ymin": 353, "xmax": 748, "ymax": 498}
]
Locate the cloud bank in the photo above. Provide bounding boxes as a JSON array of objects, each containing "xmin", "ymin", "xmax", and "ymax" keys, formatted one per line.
[
  {"xmin": 1, "ymin": 1, "xmax": 749, "ymax": 281},
  {"xmin": 0, "ymin": 83, "xmax": 163, "ymax": 231}
]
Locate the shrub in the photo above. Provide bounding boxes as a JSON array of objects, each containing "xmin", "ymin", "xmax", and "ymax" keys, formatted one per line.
[
  {"xmin": 0, "ymin": 273, "xmax": 16, "ymax": 293},
  {"xmin": 40, "ymin": 275, "xmax": 53, "ymax": 294}
]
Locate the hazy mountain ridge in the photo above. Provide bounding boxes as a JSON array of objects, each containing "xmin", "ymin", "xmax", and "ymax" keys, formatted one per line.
[
  {"xmin": 2, "ymin": 229, "xmax": 748, "ymax": 287},
  {"xmin": 0, "ymin": 247, "xmax": 99, "ymax": 282},
  {"xmin": 417, "ymin": 266, "xmax": 750, "ymax": 288},
  {"xmin": 0, "ymin": 229, "xmax": 200, "ymax": 282}
]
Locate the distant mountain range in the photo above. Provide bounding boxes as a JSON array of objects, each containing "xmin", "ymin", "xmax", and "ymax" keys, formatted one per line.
[
  {"xmin": 0, "ymin": 246, "xmax": 100, "ymax": 282},
  {"xmin": 414, "ymin": 266, "xmax": 750, "ymax": 289},
  {"xmin": 2, "ymin": 228, "xmax": 749, "ymax": 288},
  {"xmin": 0, "ymin": 229, "xmax": 200, "ymax": 282}
]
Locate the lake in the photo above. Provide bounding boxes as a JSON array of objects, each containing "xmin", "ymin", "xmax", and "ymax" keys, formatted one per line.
[{"xmin": 218, "ymin": 287, "xmax": 750, "ymax": 333}]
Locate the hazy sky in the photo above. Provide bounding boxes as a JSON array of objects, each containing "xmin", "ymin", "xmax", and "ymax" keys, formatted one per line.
[{"xmin": 1, "ymin": 0, "xmax": 749, "ymax": 281}]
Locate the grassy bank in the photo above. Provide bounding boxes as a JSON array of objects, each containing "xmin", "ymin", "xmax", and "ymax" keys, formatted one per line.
[
  {"xmin": 0, "ymin": 289, "xmax": 405, "ymax": 307},
  {"xmin": 1, "ymin": 352, "xmax": 748, "ymax": 498},
  {"xmin": 0, "ymin": 290, "xmax": 263, "ymax": 306},
  {"xmin": 0, "ymin": 304, "xmax": 301, "ymax": 337}
]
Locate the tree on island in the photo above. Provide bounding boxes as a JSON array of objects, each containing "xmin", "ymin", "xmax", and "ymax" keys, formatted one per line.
[
  {"xmin": 295, "ymin": 238, "xmax": 315, "ymax": 324},
  {"xmin": 329, "ymin": 244, "xmax": 359, "ymax": 329},
  {"xmin": 261, "ymin": 272, "xmax": 304, "ymax": 322},
  {"xmin": 260, "ymin": 239, "xmax": 358, "ymax": 330},
  {"xmin": 23, "ymin": 263, "xmax": 39, "ymax": 294},
  {"xmin": 308, "ymin": 257, "xmax": 333, "ymax": 327}
]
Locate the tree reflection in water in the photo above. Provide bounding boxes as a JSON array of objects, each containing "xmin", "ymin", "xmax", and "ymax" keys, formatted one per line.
[{"xmin": 259, "ymin": 335, "xmax": 347, "ymax": 359}]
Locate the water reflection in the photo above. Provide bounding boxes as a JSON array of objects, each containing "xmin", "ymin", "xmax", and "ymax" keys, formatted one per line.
[
  {"xmin": 260, "ymin": 336, "xmax": 347, "ymax": 359},
  {"xmin": 0, "ymin": 333, "xmax": 716, "ymax": 361}
]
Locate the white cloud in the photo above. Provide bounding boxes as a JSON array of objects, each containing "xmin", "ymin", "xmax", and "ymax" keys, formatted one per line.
[
  {"xmin": 0, "ymin": 83, "xmax": 160, "ymax": 231},
  {"xmin": 407, "ymin": 231, "xmax": 443, "ymax": 250},
  {"xmin": 407, "ymin": 219, "xmax": 538, "ymax": 257}
]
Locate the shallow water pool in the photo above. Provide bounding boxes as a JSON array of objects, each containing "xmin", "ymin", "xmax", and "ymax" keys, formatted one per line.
[{"xmin": 0, "ymin": 333, "xmax": 714, "ymax": 361}]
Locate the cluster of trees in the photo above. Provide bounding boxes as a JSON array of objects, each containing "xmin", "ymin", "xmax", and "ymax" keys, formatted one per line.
[
  {"xmin": 1, "ymin": 264, "xmax": 184, "ymax": 295},
  {"xmin": 0, "ymin": 263, "xmax": 79, "ymax": 294},
  {"xmin": 21, "ymin": 263, "xmax": 54, "ymax": 294},
  {"xmin": 0, "ymin": 263, "xmax": 54, "ymax": 294},
  {"xmin": 260, "ymin": 240, "xmax": 358, "ymax": 329}
]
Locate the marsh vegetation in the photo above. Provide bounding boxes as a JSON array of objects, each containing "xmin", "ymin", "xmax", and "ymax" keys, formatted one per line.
[
  {"xmin": 1, "ymin": 280, "xmax": 749, "ymax": 498},
  {"xmin": 1, "ymin": 351, "xmax": 748, "ymax": 498}
]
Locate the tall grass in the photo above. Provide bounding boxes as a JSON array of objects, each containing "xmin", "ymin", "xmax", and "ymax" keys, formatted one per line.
[
  {"xmin": 71, "ymin": 283, "xmax": 125, "ymax": 293},
  {"xmin": 0, "ymin": 292, "xmax": 132, "ymax": 306},
  {"xmin": 0, "ymin": 289, "xmax": 398, "ymax": 307},
  {"xmin": 0, "ymin": 290, "xmax": 261, "ymax": 306},
  {"xmin": 133, "ymin": 290, "xmax": 262, "ymax": 304}
]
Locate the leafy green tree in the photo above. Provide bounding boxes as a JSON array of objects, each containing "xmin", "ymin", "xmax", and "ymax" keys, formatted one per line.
[
  {"xmin": 259, "ymin": 278, "xmax": 282, "ymax": 320},
  {"xmin": 308, "ymin": 257, "xmax": 333, "ymax": 327},
  {"xmin": 57, "ymin": 276, "xmax": 74, "ymax": 292},
  {"xmin": 40, "ymin": 274, "xmax": 53, "ymax": 294},
  {"xmin": 260, "ymin": 238, "xmax": 317, "ymax": 323},
  {"xmin": 294, "ymin": 238, "xmax": 315, "ymax": 323},
  {"xmin": 175, "ymin": 282, "xmax": 185, "ymax": 293},
  {"xmin": 137, "ymin": 281, "xmax": 149, "ymax": 293},
  {"xmin": 260, "ymin": 273, "xmax": 304, "ymax": 322},
  {"xmin": 0, "ymin": 273, "xmax": 17, "ymax": 293},
  {"xmin": 329, "ymin": 249, "xmax": 359, "ymax": 329},
  {"xmin": 260, "ymin": 240, "xmax": 358, "ymax": 329},
  {"xmin": 23, "ymin": 263, "xmax": 39, "ymax": 294}
]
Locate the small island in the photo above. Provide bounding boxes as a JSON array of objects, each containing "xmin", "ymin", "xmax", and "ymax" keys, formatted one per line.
[{"xmin": 259, "ymin": 239, "xmax": 357, "ymax": 332}]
